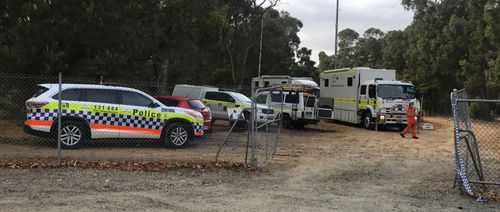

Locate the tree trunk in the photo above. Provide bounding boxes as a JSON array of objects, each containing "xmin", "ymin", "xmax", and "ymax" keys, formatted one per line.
[
  {"xmin": 226, "ymin": 45, "xmax": 237, "ymax": 84},
  {"xmin": 155, "ymin": 57, "xmax": 169, "ymax": 95},
  {"xmin": 238, "ymin": 45, "xmax": 253, "ymax": 90}
]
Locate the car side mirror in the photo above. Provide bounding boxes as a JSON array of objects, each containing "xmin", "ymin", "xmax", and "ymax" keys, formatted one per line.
[{"xmin": 149, "ymin": 102, "xmax": 161, "ymax": 108}]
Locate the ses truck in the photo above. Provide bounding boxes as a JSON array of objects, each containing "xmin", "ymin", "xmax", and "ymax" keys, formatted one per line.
[{"xmin": 319, "ymin": 67, "xmax": 421, "ymax": 130}]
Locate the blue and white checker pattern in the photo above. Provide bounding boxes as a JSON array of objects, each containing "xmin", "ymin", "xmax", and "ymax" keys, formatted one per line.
[
  {"xmin": 28, "ymin": 108, "xmax": 58, "ymax": 121},
  {"xmin": 192, "ymin": 122, "xmax": 204, "ymax": 135},
  {"xmin": 27, "ymin": 108, "xmax": 165, "ymax": 130}
]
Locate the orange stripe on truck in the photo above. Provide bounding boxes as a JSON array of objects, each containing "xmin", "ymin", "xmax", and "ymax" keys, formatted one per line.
[
  {"xmin": 25, "ymin": 120, "xmax": 53, "ymax": 126},
  {"xmin": 90, "ymin": 123, "xmax": 161, "ymax": 135}
]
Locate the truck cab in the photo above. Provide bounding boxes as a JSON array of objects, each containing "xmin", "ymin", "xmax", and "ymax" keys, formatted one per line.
[{"xmin": 359, "ymin": 80, "xmax": 420, "ymax": 129}]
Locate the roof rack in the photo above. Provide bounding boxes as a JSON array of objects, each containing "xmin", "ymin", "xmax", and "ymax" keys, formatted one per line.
[{"xmin": 282, "ymin": 84, "xmax": 319, "ymax": 92}]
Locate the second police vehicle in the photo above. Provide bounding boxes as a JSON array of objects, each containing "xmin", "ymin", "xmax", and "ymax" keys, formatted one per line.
[{"xmin": 172, "ymin": 84, "xmax": 275, "ymax": 124}]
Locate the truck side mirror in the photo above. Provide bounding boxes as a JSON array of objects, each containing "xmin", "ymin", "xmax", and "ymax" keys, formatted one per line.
[{"xmin": 415, "ymin": 89, "xmax": 421, "ymax": 99}]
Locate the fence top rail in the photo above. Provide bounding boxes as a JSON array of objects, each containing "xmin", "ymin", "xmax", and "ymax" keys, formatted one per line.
[{"xmin": 456, "ymin": 99, "xmax": 500, "ymax": 103}]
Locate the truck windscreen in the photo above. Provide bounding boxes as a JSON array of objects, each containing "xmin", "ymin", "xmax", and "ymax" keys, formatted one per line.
[{"xmin": 377, "ymin": 85, "xmax": 415, "ymax": 100}]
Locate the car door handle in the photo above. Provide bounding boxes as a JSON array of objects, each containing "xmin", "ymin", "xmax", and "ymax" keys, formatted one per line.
[{"xmin": 80, "ymin": 106, "xmax": 89, "ymax": 109}]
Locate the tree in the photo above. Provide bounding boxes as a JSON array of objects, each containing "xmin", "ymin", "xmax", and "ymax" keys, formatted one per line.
[
  {"xmin": 317, "ymin": 51, "xmax": 335, "ymax": 72},
  {"xmin": 336, "ymin": 28, "xmax": 359, "ymax": 67},
  {"xmin": 382, "ymin": 30, "xmax": 407, "ymax": 78},
  {"xmin": 0, "ymin": 0, "xmax": 311, "ymax": 91},
  {"xmin": 290, "ymin": 47, "xmax": 317, "ymax": 78},
  {"xmin": 354, "ymin": 28, "xmax": 384, "ymax": 67}
]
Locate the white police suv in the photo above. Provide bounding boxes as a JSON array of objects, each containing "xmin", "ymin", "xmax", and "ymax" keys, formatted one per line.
[{"xmin": 24, "ymin": 84, "xmax": 204, "ymax": 148}]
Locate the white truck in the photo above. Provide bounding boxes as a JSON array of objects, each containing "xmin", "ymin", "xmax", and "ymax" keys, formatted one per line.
[
  {"xmin": 252, "ymin": 76, "xmax": 323, "ymax": 128},
  {"xmin": 319, "ymin": 67, "xmax": 421, "ymax": 130}
]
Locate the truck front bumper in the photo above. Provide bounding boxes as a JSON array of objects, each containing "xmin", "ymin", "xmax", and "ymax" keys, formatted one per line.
[{"xmin": 377, "ymin": 114, "xmax": 408, "ymax": 125}]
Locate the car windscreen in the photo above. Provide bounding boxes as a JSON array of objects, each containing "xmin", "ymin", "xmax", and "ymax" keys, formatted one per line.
[
  {"xmin": 188, "ymin": 100, "xmax": 205, "ymax": 109},
  {"xmin": 232, "ymin": 93, "xmax": 251, "ymax": 104},
  {"xmin": 33, "ymin": 86, "xmax": 49, "ymax": 97},
  {"xmin": 377, "ymin": 85, "xmax": 415, "ymax": 100}
]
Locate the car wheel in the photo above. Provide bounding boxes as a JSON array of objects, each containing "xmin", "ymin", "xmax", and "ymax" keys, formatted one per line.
[
  {"xmin": 60, "ymin": 121, "xmax": 86, "ymax": 149},
  {"xmin": 363, "ymin": 112, "xmax": 374, "ymax": 130},
  {"xmin": 164, "ymin": 123, "xmax": 191, "ymax": 148}
]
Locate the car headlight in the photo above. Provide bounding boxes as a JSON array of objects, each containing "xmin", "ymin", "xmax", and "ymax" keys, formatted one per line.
[
  {"xmin": 379, "ymin": 115, "xmax": 385, "ymax": 120},
  {"xmin": 186, "ymin": 111, "xmax": 203, "ymax": 120}
]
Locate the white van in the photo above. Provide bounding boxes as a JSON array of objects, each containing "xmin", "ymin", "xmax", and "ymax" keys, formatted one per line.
[
  {"xmin": 172, "ymin": 84, "xmax": 218, "ymax": 99},
  {"xmin": 172, "ymin": 84, "xmax": 274, "ymax": 123}
]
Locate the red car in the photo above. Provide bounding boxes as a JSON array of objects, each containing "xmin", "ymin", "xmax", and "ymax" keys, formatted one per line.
[{"xmin": 154, "ymin": 96, "xmax": 212, "ymax": 132}]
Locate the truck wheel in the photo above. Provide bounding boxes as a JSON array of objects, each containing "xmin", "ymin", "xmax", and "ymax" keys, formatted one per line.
[
  {"xmin": 293, "ymin": 121, "xmax": 305, "ymax": 129},
  {"xmin": 398, "ymin": 125, "xmax": 407, "ymax": 131},
  {"xmin": 163, "ymin": 123, "xmax": 192, "ymax": 148},
  {"xmin": 363, "ymin": 112, "xmax": 374, "ymax": 130},
  {"xmin": 60, "ymin": 121, "xmax": 87, "ymax": 149},
  {"xmin": 282, "ymin": 114, "xmax": 292, "ymax": 129}
]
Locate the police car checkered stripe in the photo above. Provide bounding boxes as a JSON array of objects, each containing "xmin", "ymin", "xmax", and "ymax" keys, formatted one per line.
[
  {"xmin": 192, "ymin": 122, "xmax": 203, "ymax": 134},
  {"xmin": 28, "ymin": 108, "xmax": 164, "ymax": 130}
]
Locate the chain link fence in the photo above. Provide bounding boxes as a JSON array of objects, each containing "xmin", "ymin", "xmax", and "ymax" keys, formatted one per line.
[
  {"xmin": 0, "ymin": 73, "xmax": 282, "ymax": 169},
  {"xmin": 451, "ymin": 89, "xmax": 500, "ymax": 201}
]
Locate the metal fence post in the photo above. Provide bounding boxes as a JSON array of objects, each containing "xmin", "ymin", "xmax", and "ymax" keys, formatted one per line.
[
  {"xmin": 250, "ymin": 85, "xmax": 257, "ymax": 169},
  {"xmin": 57, "ymin": 72, "xmax": 62, "ymax": 166}
]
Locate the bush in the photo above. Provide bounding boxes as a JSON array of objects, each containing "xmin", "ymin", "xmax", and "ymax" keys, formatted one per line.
[{"xmin": 469, "ymin": 103, "xmax": 494, "ymax": 122}]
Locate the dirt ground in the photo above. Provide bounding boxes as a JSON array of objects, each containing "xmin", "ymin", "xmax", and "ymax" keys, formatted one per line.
[{"xmin": 1, "ymin": 117, "xmax": 499, "ymax": 211}]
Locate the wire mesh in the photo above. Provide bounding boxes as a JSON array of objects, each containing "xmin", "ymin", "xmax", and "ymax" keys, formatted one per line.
[
  {"xmin": 452, "ymin": 89, "xmax": 500, "ymax": 200},
  {"xmin": 250, "ymin": 86, "xmax": 283, "ymax": 168},
  {"xmin": 0, "ymin": 73, "xmax": 261, "ymax": 166}
]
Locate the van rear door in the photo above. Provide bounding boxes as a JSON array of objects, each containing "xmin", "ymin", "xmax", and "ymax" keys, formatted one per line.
[{"xmin": 303, "ymin": 95, "xmax": 317, "ymax": 120}]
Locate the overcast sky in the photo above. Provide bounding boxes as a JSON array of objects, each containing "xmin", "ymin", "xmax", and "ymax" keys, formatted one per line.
[{"xmin": 274, "ymin": 0, "xmax": 414, "ymax": 63}]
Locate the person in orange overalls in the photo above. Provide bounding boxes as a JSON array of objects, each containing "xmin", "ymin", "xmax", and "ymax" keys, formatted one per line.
[{"xmin": 400, "ymin": 102, "xmax": 419, "ymax": 139}]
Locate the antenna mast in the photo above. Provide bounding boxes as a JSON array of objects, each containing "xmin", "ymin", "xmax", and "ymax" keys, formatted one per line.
[{"xmin": 334, "ymin": 0, "xmax": 339, "ymax": 69}]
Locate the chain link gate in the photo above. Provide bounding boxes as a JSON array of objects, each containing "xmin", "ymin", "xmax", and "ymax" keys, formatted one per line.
[
  {"xmin": 451, "ymin": 89, "xmax": 500, "ymax": 201},
  {"xmin": 249, "ymin": 86, "xmax": 283, "ymax": 169},
  {"xmin": 215, "ymin": 85, "xmax": 283, "ymax": 169}
]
